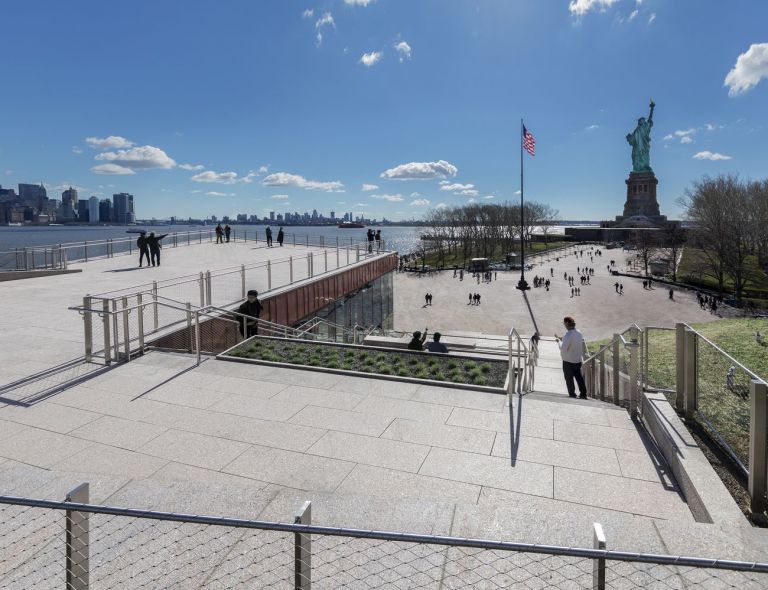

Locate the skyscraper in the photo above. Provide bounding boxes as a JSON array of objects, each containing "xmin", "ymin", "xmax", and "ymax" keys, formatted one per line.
[
  {"xmin": 99, "ymin": 199, "xmax": 112, "ymax": 223},
  {"xmin": 61, "ymin": 187, "xmax": 78, "ymax": 220},
  {"xmin": 112, "ymin": 193, "xmax": 135, "ymax": 224},
  {"xmin": 77, "ymin": 199, "xmax": 89, "ymax": 221},
  {"xmin": 18, "ymin": 183, "xmax": 47, "ymax": 209},
  {"xmin": 89, "ymin": 196, "xmax": 100, "ymax": 223}
]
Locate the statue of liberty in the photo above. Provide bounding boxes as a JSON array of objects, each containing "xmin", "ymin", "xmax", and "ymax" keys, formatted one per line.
[{"xmin": 626, "ymin": 101, "xmax": 655, "ymax": 173}]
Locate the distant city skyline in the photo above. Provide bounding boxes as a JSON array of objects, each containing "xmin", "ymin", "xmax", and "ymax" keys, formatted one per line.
[{"xmin": 1, "ymin": 1, "xmax": 767, "ymax": 221}]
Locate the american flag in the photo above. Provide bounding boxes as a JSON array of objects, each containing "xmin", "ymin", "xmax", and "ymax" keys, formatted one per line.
[{"xmin": 523, "ymin": 125, "xmax": 536, "ymax": 157}]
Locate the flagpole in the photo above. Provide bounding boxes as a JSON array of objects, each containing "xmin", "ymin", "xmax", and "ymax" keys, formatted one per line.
[{"xmin": 517, "ymin": 118, "xmax": 529, "ymax": 292}]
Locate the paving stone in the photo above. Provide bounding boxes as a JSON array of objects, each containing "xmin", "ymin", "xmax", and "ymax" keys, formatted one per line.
[
  {"xmin": 554, "ymin": 420, "xmax": 649, "ymax": 453},
  {"xmin": 52, "ymin": 443, "xmax": 169, "ymax": 479},
  {"xmin": 333, "ymin": 375, "xmax": 420, "ymax": 400},
  {"xmin": 307, "ymin": 430, "xmax": 430, "ymax": 473},
  {"xmin": 139, "ymin": 429, "xmax": 251, "ymax": 471},
  {"xmin": 0, "ymin": 428, "xmax": 94, "ymax": 469},
  {"xmin": 69, "ymin": 415, "xmax": 168, "ymax": 451},
  {"xmin": 353, "ymin": 396, "xmax": 453, "ymax": 424},
  {"xmin": 269, "ymin": 384, "xmax": 365, "ymax": 411},
  {"xmin": 447, "ymin": 406, "xmax": 554, "ymax": 439},
  {"xmin": 615, "ymin": 448, "xmax": 677, "ymax": 486},
  {"xmin": 208, "ymin": 392, "xmax": 306, "ymax": 422},
  {"xmin": 381, "ymin": 418, "xmax": 496, "ymax": 455},
  {"xmin": 419, "ymin": 447, "xmax": 554, "ymax": 498},
  {"xmin": 289, "ymin": 405, "xmax": 395, "ymax": 437},
  {"xmin": 0, "ymin": 403, "xmax": 102, "ymax": 434},
  {"xmin": 411, "ymin": 385, "xmax": 507, "ymax": 412}
]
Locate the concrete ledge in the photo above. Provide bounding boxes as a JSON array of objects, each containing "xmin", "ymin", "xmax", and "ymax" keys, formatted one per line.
[
  {"xmin": 641, "ymin": 391, "xmax": 748, "ymax": 527},
  {"xmin": 0, "ymin": 269, "xmax": 82, "ymax": 282},
  {"xmin": 363, "ymin": 335, "xmax": 477, "ymax": 351}
]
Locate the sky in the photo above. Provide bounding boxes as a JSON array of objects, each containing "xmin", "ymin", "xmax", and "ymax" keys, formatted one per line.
[{"xmin": 1, "ymin": 0, "xmax": 767, "ymax": 222}]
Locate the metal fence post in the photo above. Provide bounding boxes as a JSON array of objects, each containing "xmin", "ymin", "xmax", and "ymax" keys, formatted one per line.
[
  {"xmin": 199, "ymin": 272, "xmax": 206, "ymax": 306},
  {"xmin": 65, "ymin": 482, "xmax": 89, "ymax": 590},
  {"xmin": 294, "ymin": 501, "xmax": 311, "ymax": 590},
  {"xmin": 507, "ymin": 331, "xmax": 515, "ymax": 401},
  {"xmin": 290, "ymin": 257, "xmax": 294, "ymax": 283},
  {"xmin": 206, "ymin": 271, "xmax": 212, "ymax": 305},
  {"xmin": 749, "ymin": 380, "xmax": 768, "ymax": 514},
  {"xmin": 684, "ymin": 329, "xmax": 697, "ymax": 419},
  {"xmin": 346, "ymin": 246, "xmax": 350, "ymax": 265},
  {"xmin": 83, "ymin": 296, "xmax": 93, "ymax": 362},
  {"xmin": 627, "ymin": 327, "xmax": 640, "ymax": 420},
  {"xmin": 241, "ymin": 265, "xmax": 246, "ymax": 299},
  {"xmin": 152, "ymin": 281, "xmax": 159, "ymax": 331},
  {"xmin": 598, "ymin": 349, "xmax": 606, "ymax": 401},
  {"xmin": 195, "ymin": 311, "xmax": 202, "ymax": 365},
  {"xmin": 293, "ymin": 233, "xmax": 296, "ymax": 247},
  {"xmin": 612, "ymin": 333, "xmax": 620, "ymax": 405},
  {"xmin": 592, "ymin": 523, "xmax": 606, "ymax": 590},
  {"xmin": 84, "ymin": 241, "xmax": 88, "ymax": 262},
  {"xmin": 308, "ymin": 253, "xmax": 312, "ymax": 278},
  {"xmin": 356, "ymin": 244, "xmax": 360, "ymax": 262},
  {"xmin": 121, "ymin": 297, "xmax": 130, "ymax": 361},
  {"xmin": 267, "ymin": 260, "xmax": 272, "ymax": 290},
  {"xmin": 137, "ymin": 293, "xmax": 145, "ymax": 354},
  {"xmin": 324, "ymin": 250, "xmax": 328, "ymax": 273},
  {"xmin": 111, "ymin": 300, "xmax": 120, "ymax": 362},
  {"xmin": 102, "ymin": 300, "xmax": 112, "ymax": 365},
  {"xmin": 336, "ymin": 241, "xmax": 340, "ymax": 268},
  {"xmin": 675, "ymin": 323, "xmax": 686, "ymax": 412},
  {"xmin": 186, "ymin": 302, "xmax": 193, "ymax": 352}
]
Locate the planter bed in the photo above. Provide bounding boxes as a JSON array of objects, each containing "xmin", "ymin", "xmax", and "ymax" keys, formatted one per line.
[{"xmin": 218, "ymin": 336, "xmax": 508, "ymax": 390}]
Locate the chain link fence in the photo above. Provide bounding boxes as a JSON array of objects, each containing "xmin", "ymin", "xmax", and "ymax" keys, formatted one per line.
[{"xmin": 2, "ymin": 491, "xmax": 768, "ymax": 590}]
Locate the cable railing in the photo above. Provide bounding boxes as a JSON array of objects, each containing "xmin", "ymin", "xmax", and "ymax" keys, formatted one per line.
[
  {"xmin": 3, "ymin": 486, "xmax": 768, "ymax": 589},
  {"xmin": 508, "ymin": 328, "xmax": 537, "ymax": 396},
  {"xmin": 0, "ymin": 228, "xmax": 389, "ymax": 271}
]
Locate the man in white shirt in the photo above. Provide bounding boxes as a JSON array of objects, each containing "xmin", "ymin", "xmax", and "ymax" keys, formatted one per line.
[{"xmin": 556, "ymin": 316, "xmax": 589, "ymax": 399}]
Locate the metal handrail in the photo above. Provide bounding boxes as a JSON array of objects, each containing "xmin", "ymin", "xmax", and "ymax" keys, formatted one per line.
[{"xmin": 681, "ymin": 323, "xmax": 764, "ymax": 382}]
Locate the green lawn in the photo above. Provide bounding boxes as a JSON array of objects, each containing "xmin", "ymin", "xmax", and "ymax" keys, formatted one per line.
[
  {"xmin": 422, "ymin": 241, "xmax": 568, "ymax": 267},
  {"xmin": 677, "ymin": 248, "xmax": 768, "ymax": 301}
]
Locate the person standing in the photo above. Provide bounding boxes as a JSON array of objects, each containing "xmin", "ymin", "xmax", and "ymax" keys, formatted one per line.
[
  {"xmin": 137, "ymin": 231, "xmax": 150, "ymax": 267},
  {"xmin": 468, "ymin": 293, "xmax": 473, "ymax": 305},
  {"xmin": 147, "ymin": 232, "xmax": 168, "ymax": 267},
  {"xmin": 236, "ymin": 290, "xmax": 263, "ymax": 337},
  {"xmin": 265, "ymin": 226, "xmax": 273, "ymax": 247},
  {"xmin": 556, "ymin": 316, "xmax": 588, "ymax": 399},
  {"xmin": 375, "ymin": 229, "xmax": 382, "ymax": 252},
  {"xmin": 224, "ymin": 224, "xmax": 231, "ymax": 243},
  {"xmin": 277, "ymin": 227, "xmax": 284, "ymax": 246},
  {"xmin": 215, "ymin": 223, "xmax": 224, "ymax": 244},
  {"xmin": 669, "ymin": 288, "xmax": 674, "ymax": 301},
  {"xmin": 366, "ymin": 229, "xmax": 374, "ymax": 253}
]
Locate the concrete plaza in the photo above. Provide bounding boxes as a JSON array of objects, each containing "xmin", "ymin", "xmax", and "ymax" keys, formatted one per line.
[{"xmin": 393, "ymin": 246, "xmax": 718, "ymax": 340}]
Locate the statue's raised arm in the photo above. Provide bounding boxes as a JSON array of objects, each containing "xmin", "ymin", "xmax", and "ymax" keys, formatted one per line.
[{"xmin": 648, "ymin": 100, "xmax": 655, "ymax": 126}]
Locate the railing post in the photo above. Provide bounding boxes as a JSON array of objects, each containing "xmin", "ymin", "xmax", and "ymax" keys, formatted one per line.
[
  {"xmin": 102, "ymin": 300, "xmax": 111, "ymax": 365},
  {"xmin": 684, "ymin": 328, "xmax": 697, "ymax": 419},
  {"xmin": 592, "ymin": 523, "xmax": 606, "ymax": 590},
  {"xmin": 324, "ymin": 250, "xmax": 328, "ymax": 273},
  {"xmin": 749, "ymin": 380, "xmax": 768, "ymax": 514},
  {"xmin": 675, "ymin": 323, "xmax": 686, "ymax": 412},
  {"xmin": 627, "ymin": 327, "xmax": 640, "ymax": 420},
  {"xmin": 83, "ymin": 296, "xmax": 93, "ymax": 362},
  {"xmin": 267, "ymin": 260, "xmax": 272, "ymax": 290},
  {"xmin": 137, "ymin": 293, "xmax": 145, "ymax": 354},
  {"xmin": 308, "ymin": 253, "xmax": 312, "ymax": 278},
  {"xmin": 206, "ymin": 271, "xmax": 212, "ymax": 305},
  {"xmin": 65, "ymin": 482, "xmax": 89, "ymax": 590},
  {"xmin": 186, "ymin": 302, "xmax": 193, "ymax": 352},
  {"xmin": 121, "ymin": 297, "xmax": 130, "ymax": 361},
  {"xmin": 152, "ymin": 281, "xmax": 159, "ymax": 331},
  {"xmin": 507, "ymin": 331, "xmax": 515, "ymax": 402},
  {"xmin": 346, "ymin": 246, "xmax": 350, "ymax": 265},
  {"xmin": 290, "ymin": 256, "xmax": 294, "ymax": 283},
  {"xmin": 195, "ymin": 311, "xmax": 202, "ymax": 365},
  {"xmin": 84, "ymin": 241, "xmax": 88, "ymax": 262},
  {"xmin": 598, "ymin": 349, "xmax": 606, "ymax": 401},
  {"xmin": 336, "ymin": 240, "xmax": 340, "ymax": 268},
  {"xmin": 612, "ymin": 333, "xmax": 620, "ymax": 406},
  {"xmin": 356, "ymin": 244, "xmax": 360, "ymax": 262},
  {"xmin": 199, "ymin": 272, "xmax": 206, "ymax": 307},
  {"xmin": 111, "ymin": 300, "xmax": 119, "ymax": 362},
  {"xmin": 294, "ymin": 501, "xmax": 311, "ymax": 590},
  {"xmin": 293, "ymin": 233, "xmax": 296, "ymax": 247},
  {"xmin": 241, "ymin": 264, "xmax": 246, "ymax": 299}
]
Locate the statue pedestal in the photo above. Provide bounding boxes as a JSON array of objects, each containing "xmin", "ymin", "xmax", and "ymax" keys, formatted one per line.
[{"xmin": 613, "ymin": 171, "xmax": 667, "ymax": 228}]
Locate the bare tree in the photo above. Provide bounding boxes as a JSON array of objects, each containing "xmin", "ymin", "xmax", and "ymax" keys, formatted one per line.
[
  {"xmin": 661, "ymin": 222, "xmax": 686, "ymax": 282},
  {"xmin": 632, "ymin": 230, "xmax": 658, "ymax": 276}
]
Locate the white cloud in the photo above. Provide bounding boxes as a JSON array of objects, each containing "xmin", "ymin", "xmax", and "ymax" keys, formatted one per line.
[
  {"xmin": 394, "ymin": 40, "xmax": 411, "ymax": 62},
  {"xmin": 85, "ymin": 135, "xmax": 134, "ymax": 150},
  {"xmin": 191, "ymin": 170, "xmax": 239, "ymax": 184},
  {"xmin": 628, "ymin": 10, "xmax": 638, "ymax": 21},
  {"xmin": 724, "ymin": 43, "xmax": 768, "ymax": 97},
  {"xmin": 271, "ymin": 194, "xmax": 290, "ymax": 200},
  {"xmin": 95, "ymin": 145, "xmax": 176, "ymax": 170},
  {"xmin": 648, "ymin": 12, "xmax": 656, "ymax": 24},
  {"xmin": 91, "ymin": 164, "xmax": 135, "ymax": 175},
  {"xmin": 72, "ymin": 146, "xmax": 83, "ymax": 154},
  {"xmin": 693, "ymin": 151, "xmax": 732, "ymax": 161},
  {"xmin": 467, "ymin": 198, "xmax": 477, "ymax": 204},
  {"xmin": 440, "ymin": 182, "xmax": 474, "ymax": 192},
  {"xmin": 302, "ymin": 9, "xmax": 314, "ymax": 19},
  {"xmin": 362, "ymin": 183, "xmax": 379, "ymax": 192},
  {"xmin": 483, "ymin": 195, "xmax": 495, "ymax": 200},
  {"xmin": 514, "ymin": 190, "xmax": 522, "ymax": 195},
  {"xmin": 315, "ymin": 12, "xmax": 335, "ymax": 46},
  {"xmin": 179, "ymin": 163, "xmax": 204, "ymax": 170},
  {"xmin": 206, "ymin": 191, "xmax": 227, "ymax": 197},
  {"xmin": 354, "ymin": 203, "xmax": 368, "ymax": 207},
  {"xmin": 410, "ymin": 198, "xmax": 430, "ymax": 207},
  {"xmin": 459, "ymin": 189, "xmax": 479, "ymax": 197},
  {"xmin": 345, "ymin": 0, "xmax": 372, "ymax": 5},
  {"xmin": 663, "ymin": 128, "xmax": 698, "ymax": 143},
  {"xmin": 410, "ymin": 192, "xmax": 421, "ymax": 198},
  {"xmin": 381, "ymin": 160, "xmax": 458, "ymax": 180},
  {"xmin": 585, "ymin": 124, "xmax": 600, "ymax": 131},
  {"xmin": 435, "ymin": 203, "xmax": 448, "ymax": 209},
  {"xmin": 370, "ymin": 194, "xmax": 404, "ymax": 202},
  {"xmin": 568, "ymin": 0, "xmax": 619, "ymax": 17},
  {"xmin": 262, "ymin": 172, "xmax": 345, "ymax": 192},
  {"xmin": 680, "ymin": 136, "xmax": 693, "ymax": 145},
  {"xmin": 360, "ymin": 51, "xmax": 382, "ymax": 67}
]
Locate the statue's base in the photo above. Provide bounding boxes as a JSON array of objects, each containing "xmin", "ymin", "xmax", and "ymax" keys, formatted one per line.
[{"xmin": 611, "ymin": 170, "xmax": 666, "ymax": 228}]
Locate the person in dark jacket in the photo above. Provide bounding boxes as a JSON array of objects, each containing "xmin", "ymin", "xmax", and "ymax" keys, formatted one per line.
[
  {"xmin": 237, "ymin": 290, "xmax": 263, "ymax": 337},
  {"xmin": 407, "ymin": 328, "xmax": 428, "ymax": 351},
  {"xmin": 215, "ymin": 223, "xmax": 224, "ymax": 244},
  {"xmin": 147, "ymin": 232, "xmax": 168, "ymax": 267},
  {"xmin": 277, "ymin": 227, "xmax": 284, "ymax": 246},
  {"xmin": 426, "ymin": 332, "xmax": 449, "ymax": 353},
  {"xmin": 137, "ymin": 231, "xmax": 150, "ymax": 267},
  {"xmin": 224, "ymin": 224, "xmax": 231, "ymax": 243},
  {"xmin": 265, "ymin": 226, "xmax": 273, "ymax": 247}
]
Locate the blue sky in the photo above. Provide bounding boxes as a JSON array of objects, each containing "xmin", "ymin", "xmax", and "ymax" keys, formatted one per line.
[{"xmin": 1, "ymin": 0, "xmax": 767, "ymax": 221}]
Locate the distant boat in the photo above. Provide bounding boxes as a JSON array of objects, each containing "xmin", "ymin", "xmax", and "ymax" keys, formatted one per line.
[
  {"xmin": 6, "ymin": 222, "xmax": 22, "ymax": 227},
  {"xmin": 338, "ymin": 221, "xmax": 365, "ymax": 229}
]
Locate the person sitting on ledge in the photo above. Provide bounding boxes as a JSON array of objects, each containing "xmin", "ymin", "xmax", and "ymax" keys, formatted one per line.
[
  {"xmin": 426, "ymin": 332, "xmax": 449, "ymax": 353},
  {"xmin": 408, "ymin": 328, "xmax": 428, "ymax": 351}
]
